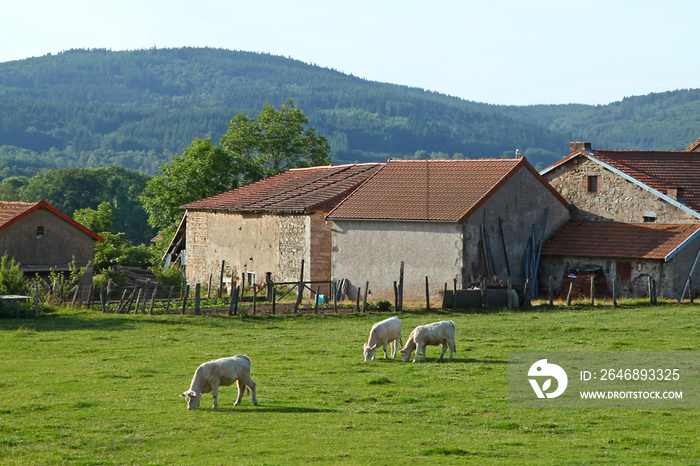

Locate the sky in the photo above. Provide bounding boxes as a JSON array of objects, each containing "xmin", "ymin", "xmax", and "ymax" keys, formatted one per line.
[{"xmin": 2, "ymin": 0, "xmax": 698, "ymax": 106}]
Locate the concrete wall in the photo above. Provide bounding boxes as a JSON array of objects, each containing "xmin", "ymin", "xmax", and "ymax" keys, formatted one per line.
[
  {"xmin": 0, "ymin": 208, "xmax": 96, "ymax": 292},
  {"xmin": 461, "ymin": 166, "xmax": 571, "ymax": 287},
  {"xmin": 185, "ymin": 210, "xmax": 333, "ymax": 294},
  {"xmin": 331, "ymin": 220, "xmax": 463, "ymax": 302},
  {"xmin": 544, "ymin": 157, "xmax": 698, "ymax": 223}
]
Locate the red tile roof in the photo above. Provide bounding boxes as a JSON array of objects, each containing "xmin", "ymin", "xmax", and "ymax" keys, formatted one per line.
[
  {"xmin": 543, "ymin": 147, "xmax": 700, "ymax": 214},
  {"xmin": 541, "ymin": 222, "xmax": 700, "ymax": 260},
  {"xmin": 328, "ymin": 158, "xmax": 569, "ymax": 223},
  {"xmin": 0, "ymin": 199, "xmax": 104, "ymax": 241},
  {"xmin": 183, "ymin": 163, "xmax": 383, "ymax": 212}
]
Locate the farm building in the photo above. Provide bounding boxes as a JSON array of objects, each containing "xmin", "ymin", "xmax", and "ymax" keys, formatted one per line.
[
  {"xmin": 541, "ymin": 142, "xmax": 700, "ymax": 223},
  {"xmin": 165, "ymin": 163, "xmax": 382, "ymax": 292},
  {"xmin": 0, "ymin": 199, "xmax": 104, "ymax": 294},
  {"xmin": 540, "ymin": 142, "xmax": 700, "ymax": 299},
  {"xmin": 540, "ymin": 222, "xmax": 700, "ymax": 299},
  {"xmin": 327, "ymin": 158, "xmax": 571, "ymax": 301}
]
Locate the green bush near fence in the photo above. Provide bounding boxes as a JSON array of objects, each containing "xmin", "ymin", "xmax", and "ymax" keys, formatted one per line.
[{"xmin": 0, "ymin": 303, "xmax": 698, "ymax": 464}]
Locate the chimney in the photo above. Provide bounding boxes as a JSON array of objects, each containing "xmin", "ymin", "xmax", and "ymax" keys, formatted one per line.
[
  {"xmin": 667, "ymin": 187, "xmax": 684, "ymax": 201},
  {"xmin": 570, "ymin": 142, "xmax": 592, "ymax": 155}
]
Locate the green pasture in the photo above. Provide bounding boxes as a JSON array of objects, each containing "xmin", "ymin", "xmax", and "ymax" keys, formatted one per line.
[{"xmin": 1, "ymin": 302, "xmax": 698, "ymax": 464}]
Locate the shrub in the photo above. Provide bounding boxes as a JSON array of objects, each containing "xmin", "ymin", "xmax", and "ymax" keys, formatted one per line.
[{"xmin": 0, "ymin": 255, "xmax": 30, "ymax": 296}]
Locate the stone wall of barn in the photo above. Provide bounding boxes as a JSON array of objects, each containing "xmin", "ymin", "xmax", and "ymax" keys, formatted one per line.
[
  {"xmin": 185, "ymin": 210, "xmax": 332, "ymax": 296},
  {"xmin": 544, "ymin": 157, "xmax": 698, "ymax": 223}
]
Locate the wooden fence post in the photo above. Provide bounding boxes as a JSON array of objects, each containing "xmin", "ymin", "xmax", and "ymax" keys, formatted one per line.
[
  {"xmin": 219, "ymin": 260, "xmax": 226, "ymax": 299},
  {"xmin": 272, "ymin": 287, "xmax": 276, "ymax": 315},
  {"xmin": 590, "ymin": 276, "xmax": 595, "ymax": 306},
  {"xmin": 613, "ymin": 278, "xmax": 618, "ymax": 307},
  {"xmin": 648, "ymin": 276, "xmax": 653, "ymax": 305},
  {"xmin": 181, "ymin": 284, "xmax": 189, "ymax": 315},
  {"xmin": 398, "ymin": 261, "xmax": 404, "ymax": 312},
  {"xmin": 315, "ymin": 285, "xmax": 320, "ymax": 314},
  {"xmin": 253, "ymin": 287, "xmax": 257, "ymax": 315},
  {"xmin": 165, "ymin": 286, "xmax": 174, "ymax": 314},
  {"xmin": 425, "ymin": 276, "xmax": 430, "ymax": 311},
  {"xmin": 149, "ymin": 284, "xmax": 158, "ymax": 314},
  {"xmin": 394, "ymin": 281, "xmax": 399, "ymax": 312},
  {"xmin": 333, "ymin": 280, "xmax": 338, "ymax": 313},
  {"xmin": 294, "ymin": 259, "xmax": 305, "ymax": 313},
  {"xmin": 35, "ymin": 281, "xmax": 40, "ymax": 318},
  {"xmin": 195, "ymin": 283, "xmax": 201, "ymax": 315},
  {"xmin": 142, "ymin": 280, "xmax": 150, "ymax": 314},
  {"xmin": 134, "ymin": 288, "xmax": 143, "ymax": 314},
  {"xmin": 266, "ymin": 272, "xmax": 273, "ymax": 302},
  {"xmin": 548, "ymin": 276, "xmax": 553, "ymax": 305},
  {"xmin": 452, "ymin": 278, "xmax": 457, "ymax": 310},
  {"xmin": 566, "ymin": 281, "xmax": 573, "ymax": 306},
  {"xmin": 363, "ymin": 282, "xmax": 369, "ymax": 313}
]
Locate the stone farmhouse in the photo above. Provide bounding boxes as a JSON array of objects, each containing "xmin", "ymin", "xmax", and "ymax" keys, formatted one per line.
[
  {"xmin": 327, "ymin": 158, "xmax": 571, "ymax": 301},
  {"xmin": 540, "ymin": 142, "xmax": 700, "ymax": 299},
  {"xmin": 166, "ymin": 163, "xmax": 382, "ymax": 292},
  {"xmin": 0, "ymin": 199, "xmax": 104, "ymax": 294}
]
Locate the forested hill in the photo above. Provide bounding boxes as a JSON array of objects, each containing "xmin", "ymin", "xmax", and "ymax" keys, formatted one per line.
[
  {"xmin": 1, "ymin": 47, "xmax": 699, "ymax": 178},
  {"xmin": 0, "ymin": 47, "xmax": 568, "ymax": 175}
]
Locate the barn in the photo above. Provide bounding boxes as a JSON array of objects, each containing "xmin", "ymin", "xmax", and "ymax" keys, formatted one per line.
[
  {"xmin": 0, "ymin": 199, "xmax": 104, "ymax": 295},
  {"xmin": 165, "ymin": 163, "xmax": 382, "ymax": 293},
  {"xmin": 327, "ymin": 158, "xmax": 571, "ymax": 301}
]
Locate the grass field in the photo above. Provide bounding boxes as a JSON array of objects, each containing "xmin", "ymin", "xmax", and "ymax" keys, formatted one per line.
[{"xmin": 1, "ymin": 301, "xmax": 698, "ymax": 464}]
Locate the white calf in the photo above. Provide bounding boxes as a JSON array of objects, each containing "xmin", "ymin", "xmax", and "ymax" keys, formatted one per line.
[
  {"xmin": 363, "ymin": 316, "xmax": 403, "ymax": 362},
  {"xmin": 180, "ymin": 355, "xmax": 257, "ymax": 410},
  {"xmin": 400, "ymin": 320, "xmax": 455, "ymax": 363}
]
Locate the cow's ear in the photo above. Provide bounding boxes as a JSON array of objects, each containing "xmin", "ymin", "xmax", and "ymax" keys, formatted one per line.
[
  {"xmin": 180, "ymin": 392, "xmax": 187, "ymax": 398},
  {"xmin": 370, "ymin": 344, "xmax": 377, "ymax": 350}
]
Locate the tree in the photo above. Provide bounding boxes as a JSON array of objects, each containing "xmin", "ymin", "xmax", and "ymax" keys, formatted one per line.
[
  {"xmin": 141, "ymin": 137, "xmax": 242, "ymax": 234},
  {"xmin": 73, "ymin": 201, "xmax": 113, "ymax": 234},
  {"xmin": 221, "ymin": 99, "xmax": 331, "ymax": 179},
  {"xmin": 142, "ymin": 100, "xmax": 331, "ymax": 234}
]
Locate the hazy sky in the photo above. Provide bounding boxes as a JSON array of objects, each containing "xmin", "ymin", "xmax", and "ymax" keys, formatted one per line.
[{"xmin": 2, "ymin": 0, "xmax": 698, "ymax": 105}]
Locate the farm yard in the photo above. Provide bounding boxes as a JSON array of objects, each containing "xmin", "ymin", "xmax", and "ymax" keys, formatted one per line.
[{"xmin": 1, "ymin": 301, "xmax": 698, "ymax": 464}]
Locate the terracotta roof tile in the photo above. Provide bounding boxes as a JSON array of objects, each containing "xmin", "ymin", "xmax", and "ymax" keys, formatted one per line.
[
  {"xmin": 0, "ymin": 199, "xmax": 104, "ymax": 241},
  {"xmin": 544, "ymin": 148, "xmax": 700, "ymax": 213},
  {"xmin": 541, "ymin": 222, "xmax": 700, "ymax": 260},
  {"xmin": 183, "ymin": 163, "xmax": 382, "ymax": 212},
  {"xmin": 328, "ymin": 158, "xmax": 566, "ymax": 222},
  {"xmin": 589, "ymin": 150, "xmax": 700, "ymax": 212}
]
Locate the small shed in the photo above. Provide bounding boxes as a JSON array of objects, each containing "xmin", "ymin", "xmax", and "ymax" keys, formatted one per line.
[{"xmin": 540, "ymin": 222, "xmax": 700, "ymax": 299}]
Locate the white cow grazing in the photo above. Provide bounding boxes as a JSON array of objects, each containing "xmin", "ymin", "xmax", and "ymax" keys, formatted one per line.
[
  {"xmin": 180, "ymin": 355, "xmax": 257, "ymax": 410},
  {"xmin": 363, "ymin": 316, "xmax": 403, "ymax": 362},
  {"xmin": 400, "ymin": 320, "xmax": 456, "ymax": 363}
]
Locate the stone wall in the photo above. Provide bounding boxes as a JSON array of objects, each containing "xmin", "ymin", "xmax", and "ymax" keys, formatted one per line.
[
  {"xmin": 185, "ymin": 210, "xmax": 332, "ymax": 296},
  {"xmin": 544, "ymin": 157, "xmax": 698, "ymax": 223}
]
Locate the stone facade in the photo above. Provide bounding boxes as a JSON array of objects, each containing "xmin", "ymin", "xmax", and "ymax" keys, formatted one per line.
[
  {"xmin": 544, "ymin": 157, "xmax": 697, "ymax": 224},
  {"xmin": 184, "ymin": 210, "xmax": 332, "ymax": 294}
]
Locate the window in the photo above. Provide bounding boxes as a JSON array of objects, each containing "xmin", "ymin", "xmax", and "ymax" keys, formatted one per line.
[
  {"xmin": 643, "ymin": 216, "xmax": 656, "ymax": 223},
  {"xmin": 587, "ymin": 175, "xmax": 598, "ymax": 193},
  {"xmin": 36, "ymin": 226, "xmax": 44, "ymax": 239}
]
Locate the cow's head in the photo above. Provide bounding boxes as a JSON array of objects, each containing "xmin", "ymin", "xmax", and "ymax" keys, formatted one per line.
[
  {"xmin": 180, "ymin": 389, "xmax": 201, "ymax": 410},
  {"xmin": 399, "ymin": 348, "xmax": 412, "ymax": 363},
  {"xmin": 363, "ymin": 343, "xmax": 377, "ymax": 362}
]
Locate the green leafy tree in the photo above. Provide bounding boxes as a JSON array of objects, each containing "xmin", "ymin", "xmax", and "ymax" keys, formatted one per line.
[
  {"xmin": 141, "ymin": 137, "xmax": 242, "ymax": 234},
  {"xmin": 221, "ymin": 99, "xmax": 331, "ymax": 179},
  {"xmin": 142, "ymin": 100, "xmax": 331, "ymax": 234},
  {"xmin": 73, "ymin": 201, "xmax": 113, "ymax": 234},
  {"xmin": 0, "ymin": 255, "xmax": 30, "ymax": 296}
]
